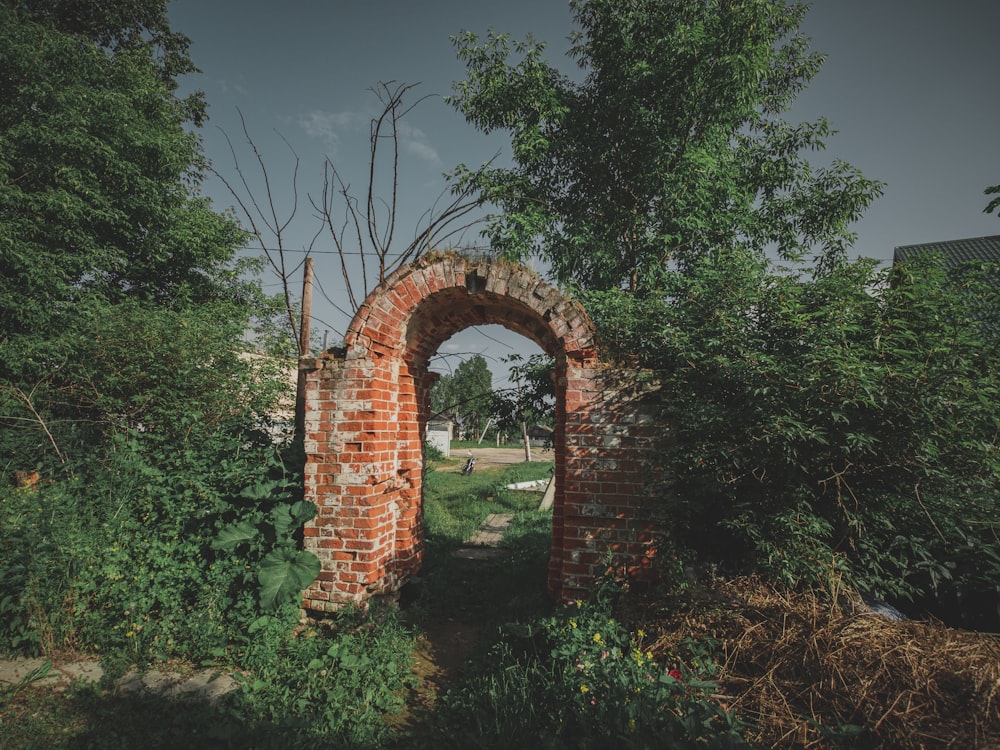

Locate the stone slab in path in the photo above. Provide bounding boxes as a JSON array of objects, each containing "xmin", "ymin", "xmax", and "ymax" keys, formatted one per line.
[
  {"xmin": 453, "ymin": 513, "xmax": 515, "ymax": 559},
  {"xmin": 464, "ymin": 513, "xmax": 514, "ymax": 547}
]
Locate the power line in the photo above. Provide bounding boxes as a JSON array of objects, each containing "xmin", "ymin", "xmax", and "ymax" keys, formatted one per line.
[
  {"xmin": 238, "ymin": 243, "xmax": 493, "ymax": 256},
  {"xmin": 240, "ymin": 246, "xmax": 369, "ymax": 255}
]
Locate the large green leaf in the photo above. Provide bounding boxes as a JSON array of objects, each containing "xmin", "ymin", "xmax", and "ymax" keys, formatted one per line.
[
  {"xmin": 258, "ymin": 548, "xmax": 321, "ymax": 610},
  {"xmin": 270, "ymin": 500, "xmax": 317, "ymax": 539},
  {"xmin": 211, "ymin": 521, "xmax": 259, "ymax": 551}
]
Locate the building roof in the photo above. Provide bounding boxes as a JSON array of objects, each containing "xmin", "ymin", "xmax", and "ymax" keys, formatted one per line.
[{"xmin": 893, "ymin": 235, "xmax": 1000, "ymax": 266}]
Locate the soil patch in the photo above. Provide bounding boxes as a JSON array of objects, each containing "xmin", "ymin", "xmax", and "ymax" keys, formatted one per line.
[{"xmin": 440, "ymin": 447, "xmax": 552, "ymax": 471}]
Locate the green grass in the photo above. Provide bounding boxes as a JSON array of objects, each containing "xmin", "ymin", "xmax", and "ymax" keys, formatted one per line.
[
  {"xmin": 411, "ymin": 458, "xmax": 556, "ymax": 627},
  {"xmin": 422, "ymin": 459, "xmax": 552, "ymax": 545},
  {"xmin": 447, "ymin": 439, "xmax": 485, "ymax": 450},
  {"xmin": 0, "ymin": 683, "xmax": 242, "ymax": 749}
]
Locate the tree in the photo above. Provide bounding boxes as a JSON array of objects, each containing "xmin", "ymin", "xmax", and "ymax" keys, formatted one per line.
[
  {"xmin": 0, "ymin": 0, "xmax": 266, "ymax": 470},
  {"xmin": 430, "ymin": 354, "xmax": 494, "ymax": 440},
  {"xmin": 450, "ymin": 0, "xmax": 882, "ymax": 292},
  {"xmin": 450, "ymin": 0, "xmax": 999, "ymax": 626},
  {"xmin": 490, "ymin": 353, "xmax": 554, "ymax": 460},
  {"xmin": 0, "ymin": 1, "xmax": 318, "ymax": 657},
  {"xmin": 985, "ymin": 182, "xmax": 1000, "ymax": 216},
  {"xmin": 215, "ymin": 81, "xmax": 484, "ymax": 357}
]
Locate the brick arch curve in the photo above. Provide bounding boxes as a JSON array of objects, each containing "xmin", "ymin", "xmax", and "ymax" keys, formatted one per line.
[{"xmin": 300, "ymin": 254, "xmax": 658, "ymax": 612}]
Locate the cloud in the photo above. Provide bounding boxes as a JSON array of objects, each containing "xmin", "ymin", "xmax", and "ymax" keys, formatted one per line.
[
  {"xmin": 298, "ymin": 109, "xmax": 440, "ymax": 165},
  {"xmin": 397, "ymin": 121, "xmax": 441, "ymax": 166},
  {"xmin": 217, "ymin": 77, "xmax": 249, "ymax": 98},
  {"xmin": 297, "ymin": 110, "xmax": 365, "ymax": 152}
]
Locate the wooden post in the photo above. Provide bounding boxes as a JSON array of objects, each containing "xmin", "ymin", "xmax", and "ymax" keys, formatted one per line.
[
  {"xmin": 294, "ymin": 257, "xmax": 314, "ymax": 454},
  {"xmin": 299, "ymin": 257, "xmax": 314, "ymax": 357}
]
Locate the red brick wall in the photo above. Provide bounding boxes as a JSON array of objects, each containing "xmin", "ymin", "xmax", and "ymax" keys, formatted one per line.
[{"xmin": 300, "ymin": 253, "xmax": 662, "ymax": 611}]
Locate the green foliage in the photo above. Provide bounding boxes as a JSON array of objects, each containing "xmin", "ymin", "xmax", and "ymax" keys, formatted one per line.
[
  {"xmin": 0, "ymin": 610, "xmax": 414, "ymax": 749},
  {"xmin": 417, "ymin": 461, "xmax": 555, "ymax": 624},
  {"xmin": 490, "ymin": 353, "xmax": 555, "ymax": 439},
  {"xmin": 0, "ymin": 0, "xmax": 273, "ymax": 477},
  {"xmin": 450, "ymin": 0, "xmax": 883, "ymax": 291},
  {"xmin": 589, "ymin": 250, "xmax": 1000, "ymax": 627},
  {"xmin": 0, "ymin": 0, "xmax": 317, "ymax": 660},
  {"xmin": 423, "ymin": 440, "xmax": 446, "ymax": 464},
  {"xmin": 985, "ymin": 182, "xmax": 1000, "ymax": 216},
  {"xmin": 425, "ymin": 592, "xmax": 750, "ymax": 748},
  {"xmin": 213, "ymin": 490, "xmax": 320, "ymax": 612},
  {"xmin": 0, "ymin": 682, "xmax": 244, "ymax": 749},
  {"xmin": 0, "ymin": 434, "xmax": 318, "ymax": 660},
  {"xmin": 258, "ymin": 548, "xmax": 321, "ymax": 612},
  {"xmin": 227, "ymin": 607, "xmax": 414, "ymax": 749},
  {"xmin": 450, "ymin": 0, "xmax": 996, "ymax": 627},
  {"xmin": 0, "ymin": 1, "xmax": 250, "ymax": 318},
  {"xmin": 0, "ymin": 4, "xmax": 400, "ymax": 747},
  {"xmin": 430, "ymin": 354, "xmax": 494, "ymax": 438},
  {"xmin": 422, "ymin": 460, "xmax": 553, "ymax": 549},
  {"xmin": 9, "ymin": 0, "xmax": 205, "ymax": 118}
]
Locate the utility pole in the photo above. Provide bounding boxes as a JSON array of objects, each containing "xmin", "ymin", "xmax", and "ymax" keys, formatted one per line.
[
  {"xmin": 299, "ymin": 257, "xmax": 314, "ymax": 357},
  {"xmin": 294, "ymin": 258, "xmax": 314, "ymax": 454}
]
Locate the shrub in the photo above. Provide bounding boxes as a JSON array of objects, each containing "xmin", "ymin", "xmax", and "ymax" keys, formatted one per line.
[
  {"xmin": 228, "ymin": 606, "xmax": 414, "ymax": 749},
  {"xmin": 588, "ymin": 252, "xmax": 1000, "ymax": 628},
  {"xmin": 424, "ymin": 592, "xmax": 750, "ymax": 748}
]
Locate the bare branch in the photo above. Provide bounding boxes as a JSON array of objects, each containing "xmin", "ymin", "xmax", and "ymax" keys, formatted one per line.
[
  {"xmin": 12, "ymin": 385, "xmax": 66, "ymax": 464},
  {"xmin": 210, "ymin": 113, "xmax": 305, "ymax": 348},
  {"xmin": 215, "ymin": 81, "xmax": 486, "ymax": 338}
]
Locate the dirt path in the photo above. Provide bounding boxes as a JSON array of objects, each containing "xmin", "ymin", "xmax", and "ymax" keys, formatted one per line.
[{"xmin": 443, "ymin": 446, "xmax": 553, "ymax": 470}]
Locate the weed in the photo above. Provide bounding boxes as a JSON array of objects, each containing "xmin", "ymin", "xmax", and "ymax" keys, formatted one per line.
[
  {"xmin": 420, "ymin": 591, "xmax": 751, "ymax": 749},
  {"xmin": 227, "ymin": 604, "xmax": 415, "ymax": 748}
]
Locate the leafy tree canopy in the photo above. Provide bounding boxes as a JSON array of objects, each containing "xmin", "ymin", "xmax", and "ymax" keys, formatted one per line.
[
  {"xmin": 490, "ymin": 353, "xmax": 554, "ymax": 438},
  {"xmin": 589, "ymin": 252, "xmax": 1000, "ymax": 622},
  {"xmin": 9, "ymin": 0, "xmax": 205, "ymax": 118},
  {"xmin": 430, "ymin": 354, "xmax": 494, "ymax": 438},
  {"xmin": 985, "ymin": 181, "xmax": 1000, "ymax": 216},
  {"xmin": 450, "ymin": 0, "xmax": 883, "ymax": 292},
  {"xmin": 0, "ymin": 0, "xmax": 268, "ymax": 472},
  {"xmin": 0, "ymin": 0, "xmax": 316, "ymax": 659},
  {"xmin": 451, "ymin": 0, "xmax": 998, "ymax": 626}
]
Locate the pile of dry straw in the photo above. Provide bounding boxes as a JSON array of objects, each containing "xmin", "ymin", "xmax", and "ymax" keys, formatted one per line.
[{"xmin": 645, "ymin": 576, "xmax": 999, "ymax": 749}]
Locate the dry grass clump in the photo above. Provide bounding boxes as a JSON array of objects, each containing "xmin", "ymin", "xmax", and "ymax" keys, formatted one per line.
[{"xmin": 644, "ymin": 576, "xmax": 1000, "ymax": 749}]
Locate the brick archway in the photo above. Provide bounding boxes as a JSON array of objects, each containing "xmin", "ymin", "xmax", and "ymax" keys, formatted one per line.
[{"xmin": 300, "ymin": 253, "xmax": 660, "ymax": 612}]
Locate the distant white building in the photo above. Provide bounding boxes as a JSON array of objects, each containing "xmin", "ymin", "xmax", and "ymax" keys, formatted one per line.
[{"xmin": 426, "ymin": 413, "xmax": 456, "ymax": 457}]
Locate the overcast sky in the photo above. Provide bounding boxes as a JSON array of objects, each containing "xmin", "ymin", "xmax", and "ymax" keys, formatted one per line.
[{"xmin": 168, "ymin": 0, "xmax": 1000, "ymax": 382}]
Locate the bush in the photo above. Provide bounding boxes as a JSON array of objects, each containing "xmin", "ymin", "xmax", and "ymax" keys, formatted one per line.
[
  {"xmin": 0, "ymin": 429, "xmax": 315, "ymax": 661},
  {"xmin": 423, "ymin": 441, "xmax": 445, "ymax": 464},
  {"xmin": 588, "ymin": 252, "xmax": 1000, "ymax": 628},
  {"xmin": 228, "ymin": 606, "xmax": 414, "ymax": 749},
  {"xmin": 424, "ymin": 591, "xmax": 750, "ymax": 748}
]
